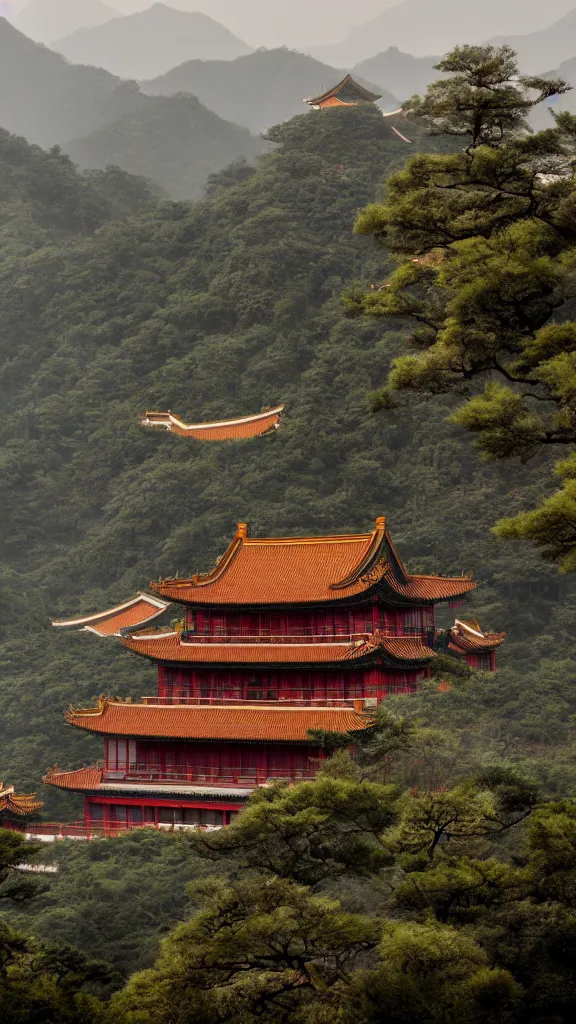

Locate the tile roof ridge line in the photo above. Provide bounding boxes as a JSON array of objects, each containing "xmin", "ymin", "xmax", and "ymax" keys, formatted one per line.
[
  {"xmin": 72, "ymin": 702, "xmax": 368, "ymax": 714},
  {"xmin": 243, "ymin": 533, "xmax": 372, "ymax": 545},
  {"xmin": 143, "ymin": 406, "xmax": 284, "ymax": 432},
  {"xmin": 52, "ymin": 592, "xmax": 169, "ymax": 628},
  {"xmin": 330, "ymin": 516, "xmax": 387, "ymax": 590},
  {"xmin": 125, "ymin": 630, "xmax": 179, "ymax": 642}
]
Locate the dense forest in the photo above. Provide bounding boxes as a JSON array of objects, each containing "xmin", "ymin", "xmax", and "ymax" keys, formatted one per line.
[{"xmin": 3, "ymin": 46, "xmax": 576, "ymax": 1022}]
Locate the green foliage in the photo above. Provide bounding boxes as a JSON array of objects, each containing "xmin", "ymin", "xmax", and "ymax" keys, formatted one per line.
[
  {"xmin": 350, "ymin": 44, "xmax": 576, "ymax": 567},
  {"xmin": 0, "ymin": 103, "xmax": 573, "ymax": 821},
  {"xmin": 191, "ymin": 777, "xmax": 398, "ymax": 884},
  {"xmin": 3, "ymin": 93, "xmax": 576, "ymax": 1022},
  {"xmin": 111, "ymin": 875, "xmax": 379, "ymax": 1024},
  {"xmin": 8, "ymin": 831, "xmax": 210, "ymax": 980}
]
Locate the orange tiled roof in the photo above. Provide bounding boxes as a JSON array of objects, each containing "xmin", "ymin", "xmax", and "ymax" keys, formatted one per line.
[
  {"xmin": 448, "ymin": 620, "xmax": 506, "ymax": 655},
  {"xmin": 42, "ymin": 766, "xmax": 103, "ymax": 791},
  {"xmin": 383, "ymin": 571, "xmax": 476, "ymax": 602},
  {"xmin": 152, "ymin": 518, "xmax": 476, "ymax": 606},
  {"xmin": 122, "ymin": 630, "xmax": 435, "ymax": 665},
  {"xmin": 65, "ymin": 700, "xmax": 370, "ymax": 742},
  {"xmin": 0, "ymin": 783, "xmax": 44, "ymax": 815},
  {"xmin": 52, "ymin": 593, "xmax": 170, "ymax": 636},
  {"xmin": 141, "ymin": 406, "xmax": 284, "ymax": 441},
  {"xmin": 305, "ymin": 74, "xmax": 381, "ymax": 106}
]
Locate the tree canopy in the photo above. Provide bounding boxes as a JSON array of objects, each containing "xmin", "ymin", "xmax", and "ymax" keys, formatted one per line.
[{"xmin": 349, "ymin": 45, "xmax": 576, "ymax": 569}]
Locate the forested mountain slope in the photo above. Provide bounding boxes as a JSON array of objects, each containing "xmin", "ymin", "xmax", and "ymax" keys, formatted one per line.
[
  {"xmin": 142, "ymin": 48, "xmax": 399, "ymax": 134},
  {"xmin": 66, "ymin": 93, "xmax": 268, "ymax": 200},
  {"xmin": 0, "ymin": 105, "xmax": 574, "ymax": 817}
]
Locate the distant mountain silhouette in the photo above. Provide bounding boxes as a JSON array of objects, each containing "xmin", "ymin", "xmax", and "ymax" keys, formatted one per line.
[
  {"xmin": 306, "ymin": 0, "xmax": 576, "ymax": 67},
  {"xmin": 53, "ymin": 3, "xmax": 252, "ymax": 79},
  {"xmin": 13, "ymin": 0, "xmax": 117, "ymax": 44},
  {"xmin": 0, "ymin": 17, "xmax": 126, "ymax": 145},
  {"xmin": 67, "ymin": 92, "xmax": 267, "ymax": 199},
  {"xmin": 353, "ymin": 47, "xmax": 442, "ymax": 101},
  {"xmin": 490, "ymin": 9, "xmax": 576, "ymax": 72},
  {"xmin": 142, "ymin": 47, "xmax": 399, "ymax": 134},
  {"xmin": 0, "ymin": 18, "xmax": 266, "ymax": 199}
]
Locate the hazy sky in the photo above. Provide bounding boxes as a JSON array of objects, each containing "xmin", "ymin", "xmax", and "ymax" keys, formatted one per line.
[
  {"xmin": 7, "ymin": 0, "xmax": 576, "ymax": 50},
  {"xmin": 113, "ymin": 0, "xmax": 398, "ymax": 47}
]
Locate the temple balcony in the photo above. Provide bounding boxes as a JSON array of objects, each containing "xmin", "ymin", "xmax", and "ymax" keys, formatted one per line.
[
  {"xmin": 102, "ymin": 763, "xmax": 318, "ymax": 788},
  {"xmin": 142, "ymin": 696, "xmax": 379, "ymax": 707},
  {"xmin": 3, "ymin": 818, "xmax": 224, "ymax": 840},
  {"xmin": 182, "ymin": 627, "xmax": 436, "ymax": 644}
]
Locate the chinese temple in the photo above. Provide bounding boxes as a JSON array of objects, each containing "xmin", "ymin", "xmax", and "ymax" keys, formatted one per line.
[
  {"xmin": 141, "ymin": 406, "xmax": 284, "ymax": 441},
  {"xmin": 40, "ymin": 516, "xmax": 498, "ymax": 834},
  {"xmin": 438, "ymin": 619, "xmax": 506, "ymax": 672},
  {"xmin": 0, "ymin": 783, "xmax": 43, "ymax": 827},
  {"xmin": 304, "ymin": 74, "xmax": 381, "ymax": 109}
]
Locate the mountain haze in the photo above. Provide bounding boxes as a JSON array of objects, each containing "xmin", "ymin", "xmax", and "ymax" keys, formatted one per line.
[
  {"xmin": 67, "ymin": 93, "xmax": 268, "ymax": 199},
  {"xmin": 353, "ymin": 47, "xmax": 442, "ymax": 101},
  {"xmin": 0, "ymin": 18, "xmax": 266, "ymax": 199},
  {"xmin": 13, "ymin": 0, "xmax": 118, "ymax": 43},
  {"xmin": 490, "ymin": 9, "xmax": 576, "ymax": 71},
  {"xmin": 53, "ymin": 3, "xmax": 252, "ymax": 79},
  {"xmin": 142, "ymin": 48, "xmax": 399, "ymax": 135},
  {"xmin": 306, "ymin": 0, "xmax": 576, "ymax": 66},
  {"xmin": 0, "ymin": 17, "xmax": 126, "ymax": 146}
]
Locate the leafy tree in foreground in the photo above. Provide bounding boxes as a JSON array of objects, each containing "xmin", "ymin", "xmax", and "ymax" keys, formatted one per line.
[
  {"xmin": 111, "ymin": 875, "xmax": 380, "ymax": 1024},
  {"xmin": 348, "ymin": 45, "xmax": 576, "ymax": 568},
  {"xmin": 191, "ymin": 777, "xmax": 398, "ymax": 885}
]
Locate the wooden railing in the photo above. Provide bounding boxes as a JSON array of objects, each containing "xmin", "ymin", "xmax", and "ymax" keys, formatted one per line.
[
  {"xmin": 102, "ymin": 765, "xmax": 317, "ymax": 787},
  {"xmin": 1, "ymin": 819, "xmax": 221, "ymax": 839},
  {"xmin": 181, "ymin": 627, "xmax": 436, "ymax": 642},
  {"xmin": 142, "ymin": 696, "xmax": 372, "ymax": 707}
]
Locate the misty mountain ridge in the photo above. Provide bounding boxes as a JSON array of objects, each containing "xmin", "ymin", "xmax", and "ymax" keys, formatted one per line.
[
  {"xmin": 142, "ymin": 47, "xmax": 399, "ymax": 135},
  {"xmin": 490, "ymin": 8, "xmax": 576, "ymax": 72},
  {"xmin": 353, "ymin": 47, "xmax": 443, "ymax": 101},
  {"xmin": 305, "ymin": 0, "xmax": 576, "ymax": 67},
  {"xmin": 13, "ymin": 0, "xmax": 118, "ymax": 44},
  {"xmin": 67, "ymin": 92, "xmax": 268, "ymax": 200},
  {"xmin": 52, "ymin": 3, "xmax": 252, "ymax": 79},
  {"xmin": 0, "ymin": 17, "xmax": 265, "ymax": 199}
]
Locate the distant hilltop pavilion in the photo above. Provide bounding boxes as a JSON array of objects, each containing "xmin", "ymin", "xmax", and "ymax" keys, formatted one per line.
[
  {"xmin": 39, "ymin": 517, "xmax": 505, "ymax": 837},
  {"xmin": 304, "ymin": 74, "xmax": 381, "ymax": 110}
]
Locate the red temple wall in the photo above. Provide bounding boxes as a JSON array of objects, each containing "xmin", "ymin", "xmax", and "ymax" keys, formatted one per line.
[
  {"xmin": 85, "ymin": 796, "xmax": 242, "ymax": 829},
  {"xmin": 156, "ymin": 666, "xmax": 421, "ymax": 702},
  {"xmin": 104, "ymin": 738, "xmax": 324, "ymax": 783},
  {"xmin": 184, "ymin": 603, "xmax": 434, "ymax": 637}
]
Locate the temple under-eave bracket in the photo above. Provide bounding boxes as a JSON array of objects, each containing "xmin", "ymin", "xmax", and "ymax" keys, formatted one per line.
[{"xmin": 141, "ymin": 406, "xmax": 284, "ymax": 441}]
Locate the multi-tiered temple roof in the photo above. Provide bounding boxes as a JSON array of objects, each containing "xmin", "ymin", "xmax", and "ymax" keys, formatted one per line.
[
  {"xmin": 35, "ymin": 515, "xmax": 501, "ymax": 838},
  {"xmin": 152, "ymin": 518, "xmax": 476, "ymax": 606}
]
